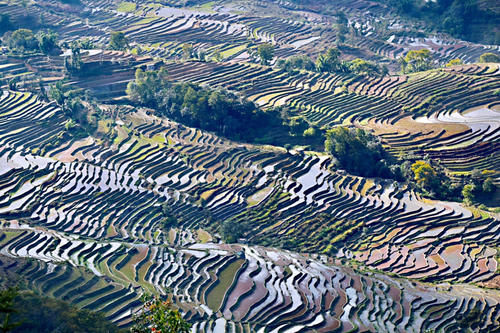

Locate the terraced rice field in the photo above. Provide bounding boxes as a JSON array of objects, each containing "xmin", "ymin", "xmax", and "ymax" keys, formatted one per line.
[
  {"xmin": 0, "ymin": 0, "xmax": 499, "ymax": 331},
  {"xmin": 0, "ymin": 86, "xmax": 499, "ymax": 330}
]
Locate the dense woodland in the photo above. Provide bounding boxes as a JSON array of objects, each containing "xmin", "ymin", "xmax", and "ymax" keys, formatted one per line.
[
  {"xmin": 125, "ymin": 67, "xmax": 324, "ymax": 147},
  {"xmin": 383, "ymin": 0, "xmax": 500, "ymax": 44},
  {"xmin": 0, "ymin": 287, "xmax": 122, "ymax": 333}
]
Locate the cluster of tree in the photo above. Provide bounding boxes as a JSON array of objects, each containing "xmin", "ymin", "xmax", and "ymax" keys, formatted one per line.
[
  {"xmin": 49, "ymin": 81, "xmax": 98, "ymax": 136},
  {"xmin": 461, "ymin": 169, "xmax": 497, "ymax": 205},
  {"xmin": 403, "ymin": 160, "xmax": 459, "ymax": 200},
  {"xmin": 277, "ymin": 48, "xmax": 387, "ymax": 77},
  {"xmin": 131, "ymin": 295, "xmax": 190, "ymax": 333},
  {"xmin": 384, "ymin": 0, "xmax": 500, "ymax": 45},
  {"xmin": 181, "ymin": 43, "xmax": 209, "ymax": 62},
  {"xmin": 160, "ymin": 203, "xmax": 179, "ymax": 231},
  {"xmin": 325, "ymin": 127, "xmax": 396, "ymax": 178},
  {"xmin": 0, "ymin": 287, "xmax": 122, "ymax": 333},
  {"xmin": 126, "ymin": 68, "xmax": 296, "ymax": 142},
  {"xmin": 3, "ymin": 28, "xmax": 59, "ymax": 55},
  {"xmin": 479, "ymin": 52, "xmax": 500, "ymax": 63},
  {"xmin": 398, "ymin": 49, "xmax": 433, "ymax": 74},
  {"xmin": 405, "ymin": 161, "xmax": 498, "ymax": 205},
  {"xmin": 276, "ymin": 55, "xmax": 316, "ymax": 74},
  {"xmin": 219, "ymin": 218, "xmax": 250, "ymax": 243}
]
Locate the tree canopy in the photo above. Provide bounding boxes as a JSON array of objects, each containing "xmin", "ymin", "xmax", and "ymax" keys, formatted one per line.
[
  {"xmin": 257, "ymin": 43, "xmax": 274, "ymax": 65},
  {"xmin": 126, "ymin": 68, "xmax": 286, "ymax": 142},
  {"xmin": 316, "ymin": 48, "xmax": 342, "ymax": 73},
  {"xmin": 277, "ymin": 55, "xmax": 316, "ymax": 74},
  {"xmin": 109, "ymin": 31, "xmax": 128, "ymax": 50},
  {"xmin": 479, "ymin": 52, "xmax": 500, "ymax": 63},
  {"xmin": 36, "ymin": 30, "xmax": 59, "ymax": 55},
  {"xmin": 131, "ymin": 295, "xmax": 190, "ymax": 333},
  {"xmin": 325, "ymin": 127, "xmax": 393, "ymax": 178},
  {"xmin": 7, "ymin": 29, "xmax": 38, "ymax": 53},
  {"xmin": 399, "ymin": 49, "xmax": 433, "ymax": 73}
]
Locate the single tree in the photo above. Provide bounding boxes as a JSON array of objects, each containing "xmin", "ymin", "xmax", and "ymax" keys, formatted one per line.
[
  {"xmin": 181, "ymin": 43, "xmax": 193, "ymax": 59},
  {"xmin": 257, "ymin": 43, "xmax": 274, "ymax": 65},
  {"xmin": 411, "ymin": 161, "xmax": 439, "ymax": 190},
  {"xmin": 109, "ymin": 31, "xmax": 128, "ymax": 51},
  {"xmin": 213, "ymin": 47, "xmax": 223, "ymax": 62},
  {"xmin": 462, "ymin": 184, "xmax": 476, "ymax": 205},
  {"xmin": 446, "ymin": 58, "xmax": 462, "ymax": 67},
  {"xmin": 482, "ymin": 177, "xmax": 496, "ymax": 193}
]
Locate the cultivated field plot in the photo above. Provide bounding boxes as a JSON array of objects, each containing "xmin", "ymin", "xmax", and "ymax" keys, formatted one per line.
[
  {"xmin": 0, "ymin": 89, "xmax": 499, "ymax": 330},
  {"xmin": 0, "ymin": 0, "xmax": 499, "ymax": 332}
]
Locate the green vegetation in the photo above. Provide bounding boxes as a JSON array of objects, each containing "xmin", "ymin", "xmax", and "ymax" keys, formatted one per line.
[
  {"xmin": 36, "ymin": 30, "xmax": 59, "ymax": 55},
  {"xmin": 348, "ymin": 58, "xmax": 388, "ymax": 77},
  {"xmin": 2, "ymin": 28, "xmax": 59, "ymax": 55},
  {"xmin": 277, "ymin": 55, "xmax": 316, "ymax": 74},
  {"xmin": 0, "ymin": 287, "xmax": 20, "ymax": 332},
  {"xmin": 131, "ymin": 295, "xmax": 190, "ymax": 333},
  {"xmin": 479, "ymin": 52, "xmax": 500, "ymax": 63},
  {"xmin": 316, "ymin": 48, "xmax": 342, "ymax": 73},
  {"xmin": 0, "ymin": 287, "xmax": 121, "ymax": 333},
  {"xmin": 257, "ymin": 43, "xmax": 274, "ymax": 65},
  {"xmin": 64, "ymin": 41, "xmax": 83, "ymax": 74},
  {"xmin": 182, "ymin": 43, "xmax": 194, "ymax": 59},
  {"xmin": 126, "ymin": 68, "xmax": 318, "ymax": 144},
  {"xmin": 334, "ymin": 10, "xmax": 349, "ymax": 44},
  {"xmin": 220, "ymin": 218, "xmax": 248, "ymax": 243},
  {"xmin": 399, "ymin": 49, "xmax": 433, "ymax": 74},
  {"xmin": 407, "ymin": 160, "xmax": 460, "ymax": 200},
  {"xmin": 49, "ymin": 81, "xmax": 98, "ymax": 136},
  {"xmin": 6, "ymin": 29, "xmax": 38, "ymax": 53},
  {"xmin": 117, "ymin": 1, "xmax": 137, "ymax": 12},
  {"xmin": 325, "ymin": 127, "xmax": 395, "ymax": 178},
  {"xmin": 446, "ymin": 58, "xmax": 463, "ymax": 67},
  {"xmin": 161, "ymin": 203, "xmax": 178, "ymax": 231},
  {"xmin": 384, "ymin": 0, "xmax": 500, "ymax": 44},
  {"xmin": 461, "ymin": 169, "xmax": 497, "ymax": 205},
  {"xmin": 109, "ymin": 31, "xmax": 128, "ymax": 51},
  {"xmin": 281, "ymin": 48, "xmax": 387, "ymax": 77}
]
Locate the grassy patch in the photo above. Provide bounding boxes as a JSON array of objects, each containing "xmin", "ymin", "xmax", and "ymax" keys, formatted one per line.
[
  {"xmin": 117, "ymin": 1, "xmax": 136, "ymax": 12},
  {"xmin": 134, "ymin": 17, "xmax": 157, "ymax": 25},
  {"xmin": 197, "ymin": 229, "xmax": 212, "ymax": 243},
  {"xmin": 220, "ymin": 45, "xmax": 247, "ymax": 59},
  {"xmin": 0, "ymin": 230, "xmax": 22, "ymax": 246},
  {"xmin": 247, "ymin": 186, "xmax": 273, "ymax": 207}
]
